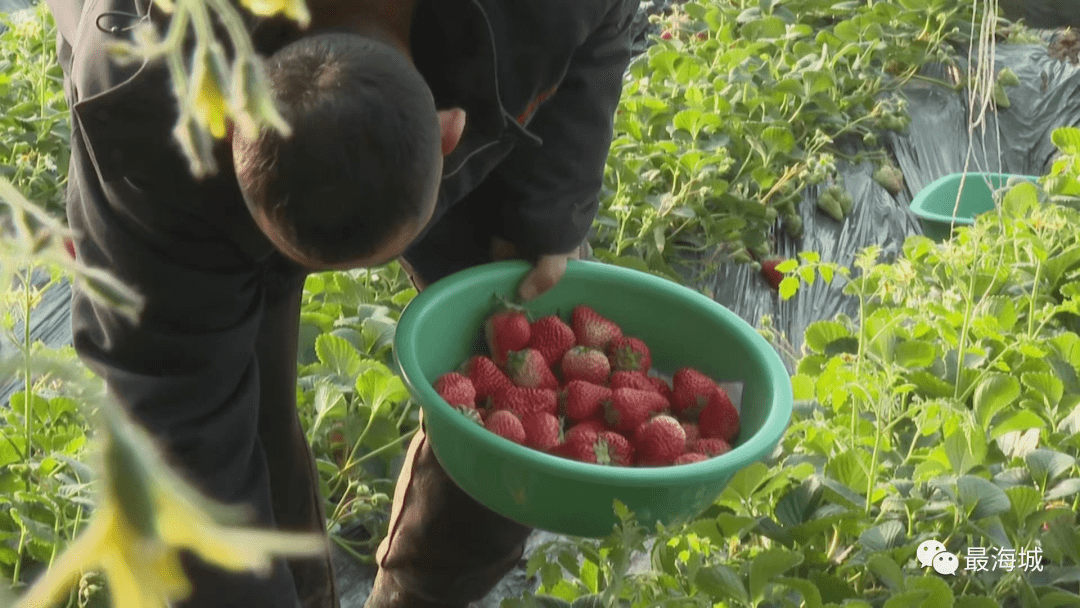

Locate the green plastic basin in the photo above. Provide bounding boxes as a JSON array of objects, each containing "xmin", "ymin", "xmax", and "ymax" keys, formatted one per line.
[
  {"xmin": 910, "ymin": 172, "xmax": 1039, "ymax": 242},
  {"xmin": 393, "ymin": 260, "xmax": 794, "ymax": 538}
]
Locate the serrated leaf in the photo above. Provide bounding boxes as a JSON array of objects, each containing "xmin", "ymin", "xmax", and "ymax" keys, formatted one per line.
[
  {"xmin": 867, "ymin": 554, "xmax": 905, "ymax": 591},
  {"xmin": 791, "ymin": 373, "xmax": 814, "ymax": 400},
  {"xmin": 315, "ymin": 333, "xmax": 363, "ymax": 377},
  {"xmin": 804, "ymin": 320, "xmax": 853, "ymax": 354},
  {"xmin": 775, "ymin": 577, "xmax": 823, "ymax": 608},
  {"xmin": 762, "ymin": 125, "xmax": 795, "ymax": 154},
  {"xmin": 1006, "ymin": 485, "xmax": 1042, "ymax": 523},
  {"xmin": 896, "ymin": 340, "xmax": 936, "ymax": 369},
  {"xmin": 779, "ymin": 276, "xmax": 799, "ymax": 300},
  {"xmin": 957, "ymin": 475, "xmax": 1011, "ymax": 520},
  {"xmin": 945, "ymin": 427, "xmax": 986, "ymax": 476},
  {"xmin": 1027, "ymin": 449, "xmax": 1077, "ymax": 487},
  {"xmin": 749, "ymin": 548, "xmax": 802, "ymax": 600},
  {"xmin": 974, "ymin": 373, "xmax": 1021, "ymax": 429},
  {"xmin": 695, "ymin": 564, "xmax": 750, "ymax": 603},
  {"xmin": 991, "ymin": 411, "xmax": 1045, "ymax": 440},
  {"xmin": 1046, "ymin": 478, "xmax": 1080, "ymax": 501},
  {"xmin": 1022, "ymin": 372, "xmax": 1064, "ymax": 408},
  {"xmin": 1052, "ymin": 127, "xmax": 1080, "ymax": 155},
  {"xmin": 860, "ymin": 520, "xmax": 906, "ymax": 552}
]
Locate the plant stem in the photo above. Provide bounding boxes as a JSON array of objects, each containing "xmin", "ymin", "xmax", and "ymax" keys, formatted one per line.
[
  {"xmin": 337, "ymin": 427, "xmax": 419, "ymax": 477},
  {"xmin": 23, "ymin": 267, "xmax": 33, "ymax": 494}
]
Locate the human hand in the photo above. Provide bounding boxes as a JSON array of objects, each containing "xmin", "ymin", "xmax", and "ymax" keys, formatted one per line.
[{"xmin": 490, "ymin": 236, "xmax": 581, "ymax": 302}]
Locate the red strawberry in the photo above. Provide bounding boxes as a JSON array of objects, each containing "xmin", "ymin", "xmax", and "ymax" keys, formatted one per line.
[
  {"xmin": 564, "ymin": 418, "xmax": 609, "ymax": 443},
  {"xmin": 596, "ymin": 431, "xmax": 633, "ymax": 466},
  {"xmin": 492, "ymin": 386, "xmax": 558, "ymax": 418},
  {"xmin": 521, "ymin": 412, "xmax": 561, "ymax": 451},
  {"xmin": 434, "ymin": 372, "xmax": 476, "ymax": 407},
  {"xmin": 698, "ymin": 389, "xmax": 740, "ymax": 443},
  {"xmin": 64, "ymin": 238, "xmax": 76, "ymax": 260},
  {"xmin": 607, "ymin": 336, "xmax": 651, "ymax": 373},
  {"xmin": 485, "ymin": 302, "xmax": 531, "ymax": 367},
  {"xmin": 485, "ymin": 410, "xmax": 526, "ymax": 444},
  {"xmin": 610, "ymin": 371, "xmax": 654, "ymax": 393},
  {"xmin": 674, "ymin": 453, "xmax": 708, "ymax": 465},
  {"xmin": 462, "ymin": 356, "xmax": 514, "ymax": 404},
  {"xmin": 560, "ymin": 381, "xmax": 613, "ymax": 423},
  {"xmin": 558, "ymin": 428, "xmax": 599, "ymax": 463},
  {"xmin": 689, "ymin": 438, "xmax": 732, "ymax": 457},
  {"xmin": 672, "ymin": 367, "xmax": 720, "ymax": 421},
  {"xmin": 571, "ymin": 306, "xmax": 623, "ymax": 350},
  {"xmin": 505, "ymin": 348, "xmax": 559, "ymax": 390},
  {"xmin": 633, "ymin": 415, "xmax": 687, "ymax": 466},
  {"xmin": 604, "ymin": 388, "xmax": 665, "ymax": 434},
  {"xmin": 760, "ymin": 258, "xmax": 785, "ymax": 291},
  {"xmin": 649, "ymin": 376, "xmax": 674, "ymax": 402},
  {"xmin": 681, "ymin": 422, "xmax": 700, "ymax": 448},
  {"xmin": 561, "ymin": 347, "xmax": 611, "ymax": 385},
  {"xmin": 529, "ymin": 316, "xmax": 577, "ymax": 367}
]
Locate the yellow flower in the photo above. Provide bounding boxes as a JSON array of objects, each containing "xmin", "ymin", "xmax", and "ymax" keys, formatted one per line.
[
  {"xmin": 191, "ymin": 57, "xmax": 229, "ymax": 141},
  {"xmin": 15, "ymin": 403, "xmax": 327, "ymax": 608},
  {"xmin": 240, "ymin": 0, "xmax": 310, "ymax": 28}
]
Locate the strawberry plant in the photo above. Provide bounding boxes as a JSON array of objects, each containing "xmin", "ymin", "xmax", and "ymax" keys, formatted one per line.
[
  {"xmin": 0, "ymin": 5, "xmax": 69, "ymax": 221},
  {"xmin": 593, "ymin": 0, "xmax": 985, "ymax": 280},
  {"xmin": 510, "ymin": 150, "xmax": 1080, "ymax": 607},
  {"xmin": 293, "ymin": 262, "xmax": 421, "ymax": 563}
]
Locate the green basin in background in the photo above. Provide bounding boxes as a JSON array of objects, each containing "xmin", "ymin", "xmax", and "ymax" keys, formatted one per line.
[
  {"xmin": 393, "ymin": 260, "xmax": 793, "ymax": 538},
  {"xmin": 909, "ymin": 172, "xmax": 1040, "ymax": 242}
]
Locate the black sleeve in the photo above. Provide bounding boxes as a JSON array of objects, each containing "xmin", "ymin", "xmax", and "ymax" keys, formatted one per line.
[{"xmin": 484, "ymin": 0, "xmax": 637, "ymax": 257}]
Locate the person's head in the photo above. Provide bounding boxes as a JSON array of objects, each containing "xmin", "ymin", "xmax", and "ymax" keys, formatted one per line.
[{"xmin": 233, "ymin": 32, "xmax": 464, "ymax": 269}]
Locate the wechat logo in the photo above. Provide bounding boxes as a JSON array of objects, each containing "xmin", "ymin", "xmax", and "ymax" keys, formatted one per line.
[{"xmin": 918, "ymin": 539, "xmax": 958, "ymax": 575}]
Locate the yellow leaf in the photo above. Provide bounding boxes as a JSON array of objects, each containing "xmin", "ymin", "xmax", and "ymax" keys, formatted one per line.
[{"xmin": 241, "ymin": 0, "xmax": 310, "ymax": 28}]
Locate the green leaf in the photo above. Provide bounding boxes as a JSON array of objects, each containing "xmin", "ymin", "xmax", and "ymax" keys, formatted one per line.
[
  {"xmin": 673, "ymin": 108, "xmax": 703, "ymax": 136},
  {"xmin": 749, "ymin": 548, "xmax": 802, "ymax": 600},
  {"xmin": 991, "ymin": 411, "xmax": 1045, "ymax": 440},
  {"xmin": 867, "ymin": 554, "xmax": 905, "ymax": 591},
  {"xmin": 762, "ymin": 125, "xmax": 795, "ymax": 154},
  {"xmin": 569, "ymin": 595, "xmax": 605, "ymax": 608},
  {"xmin": 779, "ymin": 276, "xmax": 799, "ymax": 300},
  {"xmin": 974, "ymin": 373, "xmax": 1021, "ymax": 428},
  {"xmin": 791, "ymin": 373, "xmax": 814, "ymax": 400},
  {"xmin": 775, "ymin": 478, "xmax": 823, "ymax": 527},
  {"xmin": 957, "ymin": 475, "xmax": 1011, "ymax": 520},
  {"xmin": 355, "ymin": 365, "xmax": 409, "ymax": 413},
  {"xmin": 1039, "ymin": 590, "xmax": 1080, "ymax": 608},
  {"xmin": 804, "ymin": 320, "xmax": 853, "ymax": 354},
  {"xmin": 695, "ymin": 564, "xmax": 750, "ymax": 603},
  {"xmin": 1007, "ymin": 486, "xmax": 1042, "ymax": 524},
  {"xmin": 315, "ymin": 333, "xmax": 364, "ymax": 377},
  {"xmin": 945, "ymin": 426, "xmax": 986, "ymax": 476},
  {"xmin": 1022, "ymin": 372, "xmax": 1064, "ymax": 408},
  {"xmin": 955, "ymin": 597, "xmax": 1001, "ymax": 608},
  {"xmin": 1002, "ymin": 181, "xmax": 1039, "ymax": 218},
  {"xmin": 1046, "ymin": 478, "xmax": 1080, "ymax": 501},
  {"xmin": 895, "ymin": 340, "xmax": 936, "ymax": 369},
  {"xmin": 975, "ymin": 296, "xmax": 1018, "ymax": 332},
  {"xmin": 1052, "ymin": 127, "xmax": 1080, "ymax": 155},
  {"xmin": 1026, "ymin": 449, "xmax": 1077, "ymax": 487},
  {"xmin": 860, "ymin": 520, "xmax": 906, "ymax": 552},
  {"xmin": 775, "ymin": 577, "xmax": 823, "ymax": 608}
]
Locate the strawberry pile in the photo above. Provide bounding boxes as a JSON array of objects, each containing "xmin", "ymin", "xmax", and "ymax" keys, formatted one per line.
[{"xmin": 432, "ymin": 302, "xmax": 741, "ymax": 467}]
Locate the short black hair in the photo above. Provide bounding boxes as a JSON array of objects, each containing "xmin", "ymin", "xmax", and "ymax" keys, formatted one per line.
[{"xmin": 234, "ymin": 33, "xmax": 442, "ymax": 266}]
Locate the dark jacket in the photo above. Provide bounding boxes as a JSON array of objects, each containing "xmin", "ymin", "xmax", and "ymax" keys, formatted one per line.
[{"xmin": 49, "ymin": 0, "xmax": 638, "ymax": 264}]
